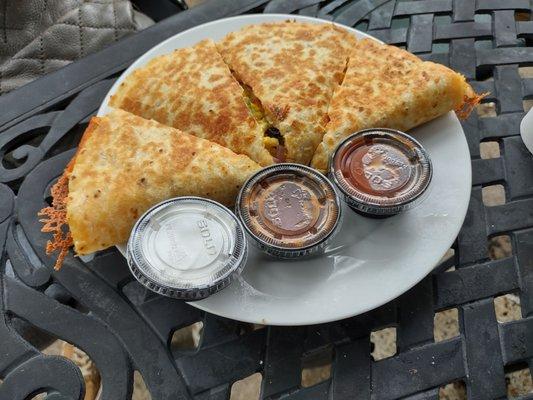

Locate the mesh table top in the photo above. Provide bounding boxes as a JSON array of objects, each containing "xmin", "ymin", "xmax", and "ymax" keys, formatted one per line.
[{"xmin": 0, "ymin": 1, "xmax": 532, "ymax": 399}]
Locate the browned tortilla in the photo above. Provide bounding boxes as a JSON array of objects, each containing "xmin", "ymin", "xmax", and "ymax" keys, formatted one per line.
[
  {"xmin": 218, "ymin": 21, "xmax": 357, "ymax": 165},
  {"xmin": 40, "ymin": 109, "xmax": 260, "ymax": 260},
  {"xmin": 109, "ymin": 39, "xmax": 274, "ymax": 166},
  {"xmin": 311, "ymin": 39, "xmax": 480, "ymax": 171}
]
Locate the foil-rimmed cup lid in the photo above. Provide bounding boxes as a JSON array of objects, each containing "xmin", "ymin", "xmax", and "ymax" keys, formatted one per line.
[
  {"xmin": 330, "ymin": 129, "xmax": 432, "ymax": 216},
  {"xmin": 236, "ymin": 163, "xmax": 341, "ymax": 258},
  {"xmin": 126, "ymin": 197, "xmax": 247, "ymax": 300}
]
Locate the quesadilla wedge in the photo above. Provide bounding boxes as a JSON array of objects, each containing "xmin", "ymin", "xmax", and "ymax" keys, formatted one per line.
[
  {"xmin": 311, "ymin": 39, "xmax": 483, "ymax": 171},
  {"xmin": 39, "ymin": 109, "xmax": 260, "ymax": 268},
  {"xmin": 109, "ymin": 39, "xmax": 275, "ymax": 166},
  {"xmin": 218, "ymin": 21, "xmax": 357, "ymax": 165}
]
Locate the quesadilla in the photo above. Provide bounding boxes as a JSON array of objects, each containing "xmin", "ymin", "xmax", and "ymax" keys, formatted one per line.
[
  {"xmin": 109, "ymin": 39, "xmax": 275, "ymax": 166},
  {"xmin": 218, "ymin": 21, "xmax": 357, "ymax": 165},
  {"xmin": 39, "ymin": 109, "xmax": 260, "ymax": 268},
  {"xmin": 311, "ymin": 39, "xmax": 482, "ymax": 171}
]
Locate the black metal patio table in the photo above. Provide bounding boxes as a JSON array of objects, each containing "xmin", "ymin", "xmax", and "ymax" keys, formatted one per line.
[{"xmin": 1, "ymin": 0, "xmax": 532, "ymax": 399}]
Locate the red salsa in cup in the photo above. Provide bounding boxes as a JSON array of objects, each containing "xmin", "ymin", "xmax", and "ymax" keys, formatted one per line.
[{"xmin": 330, "ymin": 129, "xmax": 432, "ymax": 218}]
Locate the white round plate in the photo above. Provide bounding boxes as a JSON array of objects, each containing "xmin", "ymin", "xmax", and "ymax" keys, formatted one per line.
[
  {"xmin": 521, "ymin": 107, "xmax": 533, "ymax": 155},
  {"xmin": 100, "ymin": 14, "xmax": 472, "ymax": 326}
]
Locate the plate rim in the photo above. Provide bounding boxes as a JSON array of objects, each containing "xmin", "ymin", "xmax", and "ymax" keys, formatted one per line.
[{"xmin": 105, "ymin": 14, "xmax": 472, "ymax": 325}]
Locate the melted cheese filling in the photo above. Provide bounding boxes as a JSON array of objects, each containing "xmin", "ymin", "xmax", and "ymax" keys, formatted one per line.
[{"xmin": 241, "ymin": 84, "xmax": 286, "ymax": 162}]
